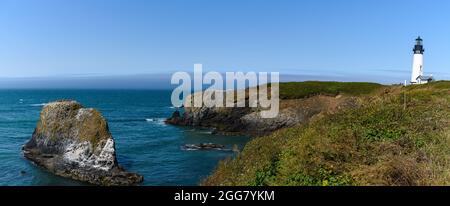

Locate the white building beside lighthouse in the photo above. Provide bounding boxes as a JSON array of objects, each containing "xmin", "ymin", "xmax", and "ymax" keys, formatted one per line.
[{"xmin": 411, "ymin": 36, "xmax": 434, "ymax": 84}]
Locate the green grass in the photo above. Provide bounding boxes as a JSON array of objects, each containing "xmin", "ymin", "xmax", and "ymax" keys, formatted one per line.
[
  {"xmin": 203, "ymin": 81, "xmax": 450, "ymax": 186},
  {"xmin": 278, "ymin": 81, "xmax": 385, "ymax": 99},
  {"xmin": 36, "ymin": 101, "xmax": 110, "ymax": 148}
]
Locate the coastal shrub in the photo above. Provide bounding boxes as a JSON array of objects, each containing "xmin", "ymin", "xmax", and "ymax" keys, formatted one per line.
[
  {"xmin": 250, "ymin": 160, "xmax": 279, "ymax": 186},
  {"xmin": 283, "ymin": 169, "xmax": 353, "ymax": 186}
]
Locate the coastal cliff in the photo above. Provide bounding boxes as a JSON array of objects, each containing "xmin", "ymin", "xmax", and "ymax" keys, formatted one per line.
[
  {"xmin": 22, "ymin": 100, "xmax": 143, "ymax": 186},
  {"xmin": 202, "ymin": 81, "xmax": 450, "ymax": 186},
  {"xmin": 167, "ymin": 81, "xmax": 450, "ymax": 185},
  {"xmin": 166, "ymin": 82, "xmax": 382, "ymax": 136}
]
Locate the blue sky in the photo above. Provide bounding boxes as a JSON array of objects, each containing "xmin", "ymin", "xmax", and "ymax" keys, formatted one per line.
[{"xmin": 0, "ymin": 0, "xmax": 449, "ymax": 86}]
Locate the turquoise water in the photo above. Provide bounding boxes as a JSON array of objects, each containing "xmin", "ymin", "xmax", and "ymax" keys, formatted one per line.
[{"xmin": 0, "ymin": 90, "xmax": 249, "ymax": 186}]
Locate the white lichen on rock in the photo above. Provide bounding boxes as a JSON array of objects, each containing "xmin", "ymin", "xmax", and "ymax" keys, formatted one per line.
[
  {"xmin": 76, "ymin": 108, "xmax": 93, "ymax": 121},
  {"xmin": 63, "ymin": 138, "xmax": 116, "ymax": 171}
]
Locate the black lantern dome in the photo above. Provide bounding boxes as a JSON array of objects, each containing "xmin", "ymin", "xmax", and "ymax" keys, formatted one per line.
[{"xmin": 413, "ymin": 36, "xmax": 424, "ymax": 54}]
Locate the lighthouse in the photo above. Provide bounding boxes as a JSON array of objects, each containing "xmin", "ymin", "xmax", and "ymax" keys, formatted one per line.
[
  {"xmin": 411, "ymin": 36, "xmax": 433, "ymax": 84},
  {"xmin": 411, "ymin": 36, "xmax": 424, "ymax": 83}
]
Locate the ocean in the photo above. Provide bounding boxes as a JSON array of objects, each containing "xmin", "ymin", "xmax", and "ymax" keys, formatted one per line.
[{"xmin": 0, "ymin": 90, "xmax": 250, "ymax": 186}]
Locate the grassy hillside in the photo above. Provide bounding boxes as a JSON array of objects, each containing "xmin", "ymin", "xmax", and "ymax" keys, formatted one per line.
[
  {"xmin": 203, "ymin": 81, "xmax": 450, "ymax": 186},
  {"xmin": 279, "ymin": 81, "xmax": 385, "ymax": 99}
]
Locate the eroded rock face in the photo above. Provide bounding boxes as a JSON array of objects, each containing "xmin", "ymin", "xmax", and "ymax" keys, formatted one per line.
[
  {"xmin": 166, "ymin": 90, "xmax": 359, "ymax": 136},
  {"xmin": 23, "ymin": 100, "xmax": 143, "ymax": 186}
]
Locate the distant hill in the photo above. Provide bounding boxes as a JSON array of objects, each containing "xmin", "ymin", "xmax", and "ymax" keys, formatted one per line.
[{"xmin": 202, "ymin": 81, "xmax": 450, "ymax": 186}]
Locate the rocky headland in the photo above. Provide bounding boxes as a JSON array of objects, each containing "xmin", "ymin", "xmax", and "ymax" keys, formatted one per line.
[
  {"xmin": 22, "ymin": 100, "xmax": 143, "ymax": 186},
  {"xmin": 166, "ymin": 86, "xmax": 360, "ymax": 136},
  {"xmin": 199, "ymin": 81, "xmax": 450, "ymax": 186}
]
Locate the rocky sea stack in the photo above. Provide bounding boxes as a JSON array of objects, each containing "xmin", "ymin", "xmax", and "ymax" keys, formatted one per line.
[{"xmin": 22, "ymin": 100, "xmax": 143, "ymax": 186}]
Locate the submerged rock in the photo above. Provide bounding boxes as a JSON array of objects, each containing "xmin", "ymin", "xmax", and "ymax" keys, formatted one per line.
[
  {"xmin": 165, "ymin": 110, "xmax": 183, "ymax": 125},
  {"xmin": 181, "ymin": 143, "xmax": 230, "ymax": 151},
  {"xmin": 22, "ymin": 100, "xmax": 143, "ymax": 186}
]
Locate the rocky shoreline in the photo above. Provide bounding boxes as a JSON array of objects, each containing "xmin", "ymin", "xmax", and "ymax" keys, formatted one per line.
[
  {"xmin": 22, "ymin": 100, "xmax": 143, "ymax": 186},
  {"xmin": 166, "ymin": 90, "xmax": 359, "ymax": 136}
]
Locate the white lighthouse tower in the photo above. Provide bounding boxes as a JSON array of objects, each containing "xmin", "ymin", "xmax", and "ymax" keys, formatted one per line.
[
  {"xmin": 411, "ymin": 36, "xmax": 424, "ymax": 84},
  {"xmin": 410, "ymin": 36, "xmax": 434, "ymax": 84}
]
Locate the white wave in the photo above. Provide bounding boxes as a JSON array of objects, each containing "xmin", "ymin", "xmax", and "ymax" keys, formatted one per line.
[
  {"xmin": 145, "ymin": 118, "xmax": 166, "ymax": 125},
  {"xmin": 200, "ymin": 131, "xmax": 214, "ymax": 135},
  {"xmin": 30, "ymin": 103, "xmax": 47, "ymax": 107},
  {"xmin": 181, "ymin": 147, "xmax": 199, "ymax": 151}
]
